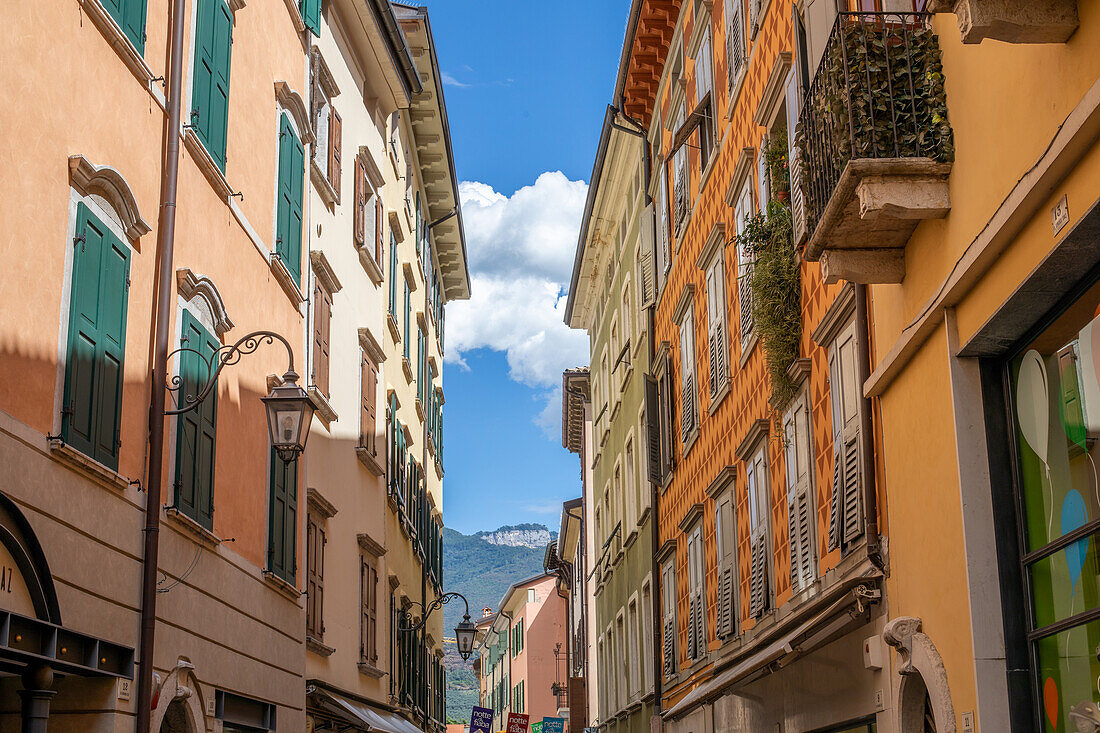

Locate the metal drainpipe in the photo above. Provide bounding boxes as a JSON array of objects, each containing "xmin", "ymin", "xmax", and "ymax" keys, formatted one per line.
[
  {"xmin": 854, "ymin": 284, "xmax": 885, "ymax": 573},
  {"xmin": 135, "ymin": 0, "xmax": 187, "ymax": 730}
]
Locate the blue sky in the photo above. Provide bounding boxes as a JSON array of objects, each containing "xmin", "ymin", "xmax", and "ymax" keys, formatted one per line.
[{"xmin": 422, "ymin": 0, "xmax": 629, "ymax": 534}]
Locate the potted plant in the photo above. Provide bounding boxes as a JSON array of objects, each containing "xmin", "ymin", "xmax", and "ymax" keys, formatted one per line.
[{"xmin": 766, "ymin": 129, "xmax": 791, "ymax": 204}]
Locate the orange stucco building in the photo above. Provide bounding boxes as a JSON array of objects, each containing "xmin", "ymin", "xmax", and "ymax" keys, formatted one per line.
[
  {"xmin": 615, "ymin": 0, "xmax": 893, "ymax": 730},
  {"xmin": 0, "ymin": 0, "xmax": 318, "ymax": 729}
]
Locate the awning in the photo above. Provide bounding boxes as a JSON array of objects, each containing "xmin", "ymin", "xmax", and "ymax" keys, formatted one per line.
[
  {"xmin": 308, "ymin": 686, "xmax": 424, "ymax": 733},
  {"xmin": 664, "ymin": 576, "xmax": 881, "ymax": 719}
]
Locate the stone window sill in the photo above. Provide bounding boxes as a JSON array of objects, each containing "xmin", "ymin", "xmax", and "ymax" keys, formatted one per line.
[
  {"xmin": 308, "ymin": 386, "xmax": 339, "ymax": 425},
  {"xmin": 358, "ymin": 245, "xmax": 384, "ymax": 285},
  {"xmin": 682, "ymin": 426, "xmax": 699, "ymax": 459},
  {"xmin": 48, "ymin": 439, "xmax": 131, "ymax": 492},
  {"xmin": 269, "ymin": 253, "xmax": 305, "ymax": 306},
  {"xmin": 708, "ymin": 380, "xmax": 731, "ymax": 415},
  {"xmin": 307, "ymin": 635, "xmax": 335, "ymax": 657},
  {"xmin": 356, "ymin": 446, "xmax": 385, "ymax": 477},
  {"xmin": 282, "ymin": 0, "xmax": 306, "ymax": 32},
  {"xmin": 739, "ymin": 333, "xmax": 759, "ymax": 368},
  {"xmin": 402, "ymin": 357, "xmax": 413, "ymax": 383},
  {"xmin": 262, "ymin": 570, "xmax": 302, "ymax": 603},
  {"xmin": 310, "ymin": 159, "xmax": 339, "ymax": 207},
  {"xmin": 163, "ymin": 506, "xmax": 221, "ymax": 548},
  {"xmin": 182, "ymin": 128, "xmax": 233, "ymax": 201},
  {"xmin": 358, "ymin": 661, "xmax": 386, "ymax": 679},
  {"xmin": 387, "ymin": 313, "xmax": 401, "ymax": 343},
  {"xmin": 80, "ymin": 0, "xmax": 166, "ymax": 109}
]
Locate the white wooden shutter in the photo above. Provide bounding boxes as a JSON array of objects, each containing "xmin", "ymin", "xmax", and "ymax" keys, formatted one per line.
[
  {"xmin": 756, "ymin": 135, "xmax": 769, "ymax": 213},
  {"xmin": 726, "ymin": 0, "xmax": 745, "ymax": 90},
  {"xmin": 794, "ymin": 401, "xmax": 815, "ymax": 588},
  {"xmin": 736, "ymin": 185, "xmax": 755, "ymax": 342},
  {"xmin": 837, "ymin": 324, "xmax": 863, "ymax": 546},
  {"xmin": 784, "ymin": 411, "xmax": 802, "ymax": 589},
  {"xmin": 640, "ymin": 203, "xmax": 657, "ymax": 307},
  {"xmin": 661, "ymin": 562, "xmax": 676, "ymax": 676},
  {"xmin": 785, "ymin": 70, "xmax": 806, "ymax": 243},
  {"xmin": 705, "ymin": 265, "xmax": 720, "ymax": 397},
  {"xmin": 680, "ymin": 311, "xmax": 696, "ymax": 439}
]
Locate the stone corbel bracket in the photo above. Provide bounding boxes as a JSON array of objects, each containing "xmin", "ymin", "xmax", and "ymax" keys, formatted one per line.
[
  {"xmin": 928, "ymin": 0, "xmax": 1078, "ymax": 44},
  {"xmin": 883, "ymin": 616, "xmax": 957, "ymax": 733}
]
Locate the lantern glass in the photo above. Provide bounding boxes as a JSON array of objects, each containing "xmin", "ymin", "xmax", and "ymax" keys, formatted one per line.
[
  {"xmin": 455, "ymin": 618, "xmax": 476, "ymax": 661},
  {"xmin": 262, "ymin": 383, "xmax": 315, "ymax": 461}
]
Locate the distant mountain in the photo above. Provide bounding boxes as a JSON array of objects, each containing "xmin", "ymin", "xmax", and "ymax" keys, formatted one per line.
[
  {"xmin": 442, "ymin": 524, "xmax": 553, "ymax": 722},
  {"xmin": 474, "ymin": 523, "xmax": 555, "ymax": 549}
]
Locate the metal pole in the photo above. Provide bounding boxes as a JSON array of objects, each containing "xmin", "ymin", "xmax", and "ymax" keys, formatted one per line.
[
  {"xmin": 18, "ymin": 665, "xmax": 55, "ymax": 733},
  {"xmin": 136, "ymin": 0, "xmax": 188, "ymax": 728}
]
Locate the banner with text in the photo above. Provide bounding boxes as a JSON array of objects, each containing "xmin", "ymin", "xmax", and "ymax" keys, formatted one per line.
[
  {"xmin": 541, "ymin": 718, "xmax": 565, "ymax": 733},
  {"xmin": 470, "ymin": 706, "xmax": 494, "ymax": 733},
  {"xmin": 507, "ymin": 713, "xmax": 530, "ymax": 733}
]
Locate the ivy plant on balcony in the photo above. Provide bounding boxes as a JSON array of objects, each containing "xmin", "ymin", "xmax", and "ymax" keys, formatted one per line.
[
  {"xmin": 736, "ymin": 201, "xmax": 800, "ymax": 409},
  {"xmin": 796, "ymin": 13, "xmax": 955, "ymax": 230}
]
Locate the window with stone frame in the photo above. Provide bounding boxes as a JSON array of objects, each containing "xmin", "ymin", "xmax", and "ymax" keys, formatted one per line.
[
  {"xmin": 747, "ymin": 443, "xmax": 772, "ymax": 618},
  {"xmin": 734, "ymin": 179, "xmax": 756, "ymax": 346},
  {"xmin": 685, "ymin": 521, "xmax": 707, "ymax": 661},
  {"xmin": 714, "ymin": 482, "xmax": 739, "ymax": 638},
  {"xmin": 306, "ymin": 508, "xmax": 326, "ymax": 640},
  {"xmin": 693, "ymin": 24, "xmax": 717, "ymax": 167},
  {"xmin": 704, "ymin": 245, "xmax": 730, "ymax": 399},
  {"xmin": 310, "ymin": 49, "xmax": 341, "ymax": 198},
  {"xmin": 661, "ymin": 557, "xmax": 677, "ymax": 678},
  {"xmin": 785, "ymin": 391, "xmax": 817, "ymax": 592},
  {"xmin": 678, "ymin": 299, "xmax": 699, "ymax": 444}
]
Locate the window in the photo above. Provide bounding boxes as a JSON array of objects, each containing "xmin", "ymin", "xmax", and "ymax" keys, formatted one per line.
[
  {"xmin": 616, "ymin": 613, "xmax": 627, "ymax": 709},
  {"xmin": 306, "ymin": 509, "xmax": 325, "ymax": 639},
  {"xmin": 268, "ymin": 450, "xmax": 298, "ymax": 584},
  {"xmin": 276, "ymin": 113, "xmax": 305, "ymax": 287},
  {"xmin": 656, "ymin": 157, "xmax": 671, "ymax": 285},
  {"xmin": 174, "ymin": 310, "xmax": 218, "ymax": 529},
  {"xmin": 1007, "ymin": 293, "xmax": 1100, "ymax": 733},
  {"xmin": 785, "ymin": 394, "xmax": 817, "ymax": 592},
  {"xmin": 715, "ymin": 485, "xmax": 738, "ymax": 637},
  {"xmin": 388, "ymin": 231, "xmax": 398, "ymax": 316},
  {"xmin": 190, "ymin": 0, "xmax": 233, "ymax": 171},
  {"xmin": 613, "ymin": 465, "xmax": 623, "ymax": 546},
  {"xmin": 661, "ymin": 558, "xmax": 677, "ymax": 678},
  {"xmin": 641, "ymin": 580, "xmax": 654, "ymax": 692},
  {"xmin": 735, "ymin": 181, "xmax": 755, "ymax": 345},
  {"xmin": 747, "ymin": 445, "xmax": 771, "ymax": 617},
  {"xmin": 679, "ymin": 306, "xmax": 698, "ymax": 442},
  {"xmin": 621, "ymin": 281, "xmax": 633, "ymax": 355},
  {"xmin": 360, "ymin": 553, "xmax": 378, "ymax": 663},
  {"xmin": 512, "ymin": 680, "xmax": 524, "ymax": 714},
  {"xmin": 627, "ymin": 600, "xmax": 640, "ymax": 700},
  {"xmin": 512, "ymin": 618, "xmax": 524, "ymax": 657},
  {"xmin": 403, "ymin": 282, "xmax": 411, "ymax": 361},
  {"xmin": 359, "ymin": 351, "xmax": 379, "ymax": 457},
  {"xmin": 312, "ymin": 279, "xmax": 332, "ymax": 397},
  {"xmin": 62, "ymin": 203, "xmax": 131, "ymax": 471},
  {"xmin": 624, "ymin": 437, "xmax": 637, "ymax": 529},
  {"xmin": 103, "ymin": 0, "xmax": 147, "ymax": 53},
  {"xmin": 353, "ymin": 154, "xmax": 384, "ymax": 264},
  {"xmin": 693, "ymin": 26, "xmax": 716, "ymax": 166},
  {"xmin": 610, "ymin": 316, "xmax": 620, "ymax": 396},
  {"xmin": 828, "ymin": 320, "xmax": 864, "ymax": 552},
  {"xmin": 300, "ymin": 0, "xmax": 321, "ymax": 35},
  {"xmin": 673, "ymin": 102, "xmax": 689, "ymax": 234},
  {"xmin": 646, "ymin": 352, "xmax": 676, "ymax": 484},
  {"xmin": 686, "ymin": 524, "xmax": 706, "ymax": 660},
  {"xmin": 704, "ymin": 249, "xmax": 729, "ymax": 398},
  {"xmin": 725, "ymin": 0, "xmax": 746, "ymax": 92}
]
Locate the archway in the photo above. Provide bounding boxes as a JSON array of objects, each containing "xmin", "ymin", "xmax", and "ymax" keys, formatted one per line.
[
  {"xmin": 883, "ymin": 616, "xmax": 956, "ymax": 733},
  {"xmin": 149, "ymin": 659, "xmax": 207, "ymax": 733}
]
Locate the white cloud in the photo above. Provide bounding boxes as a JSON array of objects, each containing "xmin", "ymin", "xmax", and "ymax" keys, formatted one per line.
[
  {"xmin": 448, "ymin": 172, "xmax": 591, "ymax": 438},
  {"xmin": 441, "ymin": 72, "xmax": 470, "ymax": 88}
]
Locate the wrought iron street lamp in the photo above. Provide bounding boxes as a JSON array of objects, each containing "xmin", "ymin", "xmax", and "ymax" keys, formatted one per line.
[
  {"xmin": 167, "ymin": 330, "xmax": 315, "ymax": 461},
  {"xmin": 400, "ymin": 591, "xmax": 478, "ymax": 662}
]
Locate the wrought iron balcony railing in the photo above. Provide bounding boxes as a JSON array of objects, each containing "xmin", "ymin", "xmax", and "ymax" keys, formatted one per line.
[{"xmin": 797, "ymin": 12, "xmax": 954, "ymax": 242}]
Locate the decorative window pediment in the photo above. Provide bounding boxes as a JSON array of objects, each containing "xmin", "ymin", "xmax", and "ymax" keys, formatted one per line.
[
  {"xmin": 176, "ymin": 268, "xmax": 235, "ymax": 338},
  {"xmin": 69, "ymin": 155, "xmax": 151, "ymax": 240}
]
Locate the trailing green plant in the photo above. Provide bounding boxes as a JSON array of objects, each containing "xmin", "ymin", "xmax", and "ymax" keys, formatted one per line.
[
  {"xmin": 735, "ymin": 201, "xmax": 801, "ymax": 409},
  {"xmin": 765, "ymin": 126, "xmax": 790, "ymax": 198},
  {"xmin": 796, "ymin": 15, "xmax": 954, "ymax": 230}
]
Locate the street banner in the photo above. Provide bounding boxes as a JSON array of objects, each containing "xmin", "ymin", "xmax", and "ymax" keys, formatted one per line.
[
  {"xmin": 541, "ymin": 718, "xmax": 565, "ymax": 733},
  {"xmin": 530, "ymin": 723, "xmax": 542, "ymax": 733},
  {"xmin": 507, "ymin": 713, "xmax": 530, "ymax": 733},
  {"xmin": 470, "ymin": 707, "xmax": 494, "ymax": 733}
]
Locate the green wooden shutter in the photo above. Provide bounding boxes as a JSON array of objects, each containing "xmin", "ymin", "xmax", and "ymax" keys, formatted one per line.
[
  {"xmin": 269, "ymin": 450, "xmax": 298, "ymax": 582},
  {"xmin": 63, "ymin": 204, "xmax": 130, "ymax": 471},
  {"xmin": 102, "ymin": 0, "xmax": 147, "ymax": 54},
  {"xmin": 277, "ymin": 113, "xmax": 304, "ymax": 286},
  {"xmin": 403, "ymin": 283, "xmax": 411, "ymax": 360},
  {"xmin": 300, "ymin": 0, "xmax": 321, "ymax": 36},
  {"xmin": 174, "ymin": 311, "xmax": 218, "ymax": 530},
  {"xmin": 191, "ymin": 0, "xmax": 233, "ymax": 170}
]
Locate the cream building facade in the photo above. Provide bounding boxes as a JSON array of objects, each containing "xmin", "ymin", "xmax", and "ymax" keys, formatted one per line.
[{"xmin": 301, "ymin": 2, "xmax": 467, "ymax": 733}]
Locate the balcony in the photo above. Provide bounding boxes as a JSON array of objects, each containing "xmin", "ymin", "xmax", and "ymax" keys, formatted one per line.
[{"xmin": 798, "ymin": 12, "xmax": 954, "ymax": 284}]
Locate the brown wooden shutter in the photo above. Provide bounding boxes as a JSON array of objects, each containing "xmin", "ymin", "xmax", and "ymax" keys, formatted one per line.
[
  {"xmin": 354, "ymin": 153, "xmax": 366, "ymax": 245},
  {"xmin": 307, "ymin": 512, "xmax": 325, "ymax": 638},
  {"xmin": 375, "ymin": 198, "xmax": 385, "ymax": 265},
  {"xmin": 329, "ymin": 108, "xmax": 342, "ymax": 198},
  {"xmin": 568, "ymin": 677, "xmax": 587, "ymax": 733},
  {"xmin": 312, "ymin": 283, "xmax": 332, "ymax": 397},
  {"xmin": 361, "ymin": 353, "xmax": 378, "ymax": 455}
]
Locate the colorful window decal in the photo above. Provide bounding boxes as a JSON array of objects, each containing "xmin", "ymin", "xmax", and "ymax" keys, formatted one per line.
[{"xmin": 1012, "ymin": 297, "xmax": 1100, "ymax": 733}]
